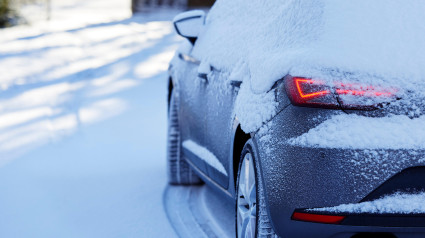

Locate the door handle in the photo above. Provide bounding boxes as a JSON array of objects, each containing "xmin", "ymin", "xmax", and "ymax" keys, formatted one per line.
[
  {"xmin": 198, "ymin": 73, "xmax": 208, "ymax": 82},
  {"xmin": 198, "ymin": 61, "xmax": 211, "ymax": 83},
  {"xmin": 230, "ymin": 80, "xmax": 242, "ymax": 88}
]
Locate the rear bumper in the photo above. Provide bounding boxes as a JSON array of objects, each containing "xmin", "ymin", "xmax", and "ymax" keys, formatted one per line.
[
  {"xmin": 254, "ymin": 105, "xmax": 425, "ymax": 237},
  {"xmin": 281, "ymin": 220, "xmax": 425, "ymax": 238}
]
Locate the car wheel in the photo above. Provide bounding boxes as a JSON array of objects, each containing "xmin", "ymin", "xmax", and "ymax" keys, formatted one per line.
[
  {"xmin": 167, "ymin": 89, "xmax": 201, "ymax": 185},
  {"xmin": 236, "ymin": 139, "xmax": 278, "ymax": 238}
]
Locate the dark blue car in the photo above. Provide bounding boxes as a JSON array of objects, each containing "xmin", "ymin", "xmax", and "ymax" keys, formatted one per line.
[{"xmin": 167, "ymin": 1, "xmax": 425, "ymax": 237}]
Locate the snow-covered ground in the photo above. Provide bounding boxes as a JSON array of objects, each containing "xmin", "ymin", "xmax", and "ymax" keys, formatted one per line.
[
  {"xmin": 0, "ymin": 1, "xmax": 185, "ymax": 237},
  {"xmin": 165, "ymin": 185, "xmax": 234, "ymax": 238}
]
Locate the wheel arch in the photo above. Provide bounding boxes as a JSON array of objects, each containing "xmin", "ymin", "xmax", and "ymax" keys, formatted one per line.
[{"xmin": 231, "ymin": 121, "xmax": 251, "ymax": 190}]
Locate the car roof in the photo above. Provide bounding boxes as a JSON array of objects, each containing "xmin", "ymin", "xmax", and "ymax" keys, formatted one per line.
[{"xmin": 192, "ymin": 0, "xmax": 425, "ymax": 96}]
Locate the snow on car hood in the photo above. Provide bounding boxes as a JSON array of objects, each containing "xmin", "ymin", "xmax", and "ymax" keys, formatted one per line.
[
  {"xmin": 193, "ymin": 0, "xmax": 425, "ymax": 97},
  {"xmin": 308, "ymin": 192, "xmax": 425, "ymax": 214}
]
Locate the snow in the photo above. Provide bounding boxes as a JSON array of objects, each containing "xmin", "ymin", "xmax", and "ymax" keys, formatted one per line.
[
  {"xmin": 165, "ymin": 185, "xmax": 234, "ymax": 238},
  {"xmin": 183, "ymin": 140, "xmax": 227, "ymax": 176},
  {"xmin": 177, "ymin": 0, "xmax": 425, "ymax": 133},
  {"xmin": 309, "ymin": 192, "xmax": 425, "ymax": 214},
  {"xmin": 193, "ymin": 0, "xmax": 425, "ymax": 98},
  {"xmin": 289, "ymin": 114, "xmax": 425, "ymax": 149},
  {"xmin": 198, "ymin": 60, "xmax": 212, "ymax": 75},
  {"xmin": 233, "ymin": 64, "xmax": 278, "ymax": 132},
  {"xmin": 3, "ymin": 0, "xmax": 425, "ymax": 236},
  {"xmin": 0, "ymin": 1, "xmax": 182, "ymax": 237}
]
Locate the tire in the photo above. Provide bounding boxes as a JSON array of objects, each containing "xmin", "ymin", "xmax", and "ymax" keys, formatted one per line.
[
  {"xmin": 167, "ymin": 89, "xmax": 202, "ymax": 185},
  {"xmin": 236, "ymin": 139, "xmax": 278, "ymax": 238}
]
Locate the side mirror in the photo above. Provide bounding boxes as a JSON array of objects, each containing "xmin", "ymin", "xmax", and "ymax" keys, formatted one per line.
[{"xmin": 173, "ymin": 10, "xmax": 205, "ymax": 44}]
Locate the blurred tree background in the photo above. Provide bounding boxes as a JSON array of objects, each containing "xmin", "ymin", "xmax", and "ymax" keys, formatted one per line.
[
  {"xmin": 188, "ymin": 0, "xmax": 214, "ymax": 7},
  {"xmin": 132, "ymin": 0, "xmax": 214, "ymax": 13},
  {"xmin": 0, "ymin": 0, "xmax": 12, "ymax": 27},
  {"xmin": 0, "ymin": 0, "xmax": 50, "ymax": 28},
  {"xmin": 1, "ymin": 0, "xmax": 214, "ymax": 28}
]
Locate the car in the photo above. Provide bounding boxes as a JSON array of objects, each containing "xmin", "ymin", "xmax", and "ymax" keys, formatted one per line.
[{"xmin": 166, "ymin": 1, "xmax": 425, "ymax": 238}]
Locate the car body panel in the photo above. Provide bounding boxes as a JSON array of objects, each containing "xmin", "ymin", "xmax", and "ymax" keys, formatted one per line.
[
  {"xmin": 254, "ymin": 104, "xmax": 425, "ymax": 237},
  {"xmin": 204, "ymin": 68, "xmax": 238, "ymax": 189},
  {"xmin": 176, "ymin": 53, "xmax": 209, "ymax": 176}
]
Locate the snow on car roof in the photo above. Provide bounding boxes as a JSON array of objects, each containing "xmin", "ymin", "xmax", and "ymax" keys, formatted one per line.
[{"xmin": 193, "ymin": 0, "xmax": 425, "ymax": 96}]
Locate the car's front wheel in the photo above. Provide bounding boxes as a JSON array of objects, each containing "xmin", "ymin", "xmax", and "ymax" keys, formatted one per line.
[
  {"xmin": 167, "ymin": 89, "xmax": 201, "ymax": 185},
  {"xmin": 236, "ymin": 139, "xmax": 278, "ymax": 238}
]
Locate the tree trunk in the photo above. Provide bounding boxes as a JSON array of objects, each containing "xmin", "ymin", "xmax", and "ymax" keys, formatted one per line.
[{"xmin": 131, "ymin": 0, "xmax": 138, "ymax": 14}]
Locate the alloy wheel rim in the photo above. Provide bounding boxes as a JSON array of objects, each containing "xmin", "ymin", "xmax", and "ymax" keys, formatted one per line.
[{"xmin": 237, "ymin": 153, "xmax": 257, "ymax": 238}]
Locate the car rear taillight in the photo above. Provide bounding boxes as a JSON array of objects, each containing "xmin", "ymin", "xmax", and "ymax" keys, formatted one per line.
[
  {"xmin": 292, "ymin": 211, "xmax": 345, "ymax": 224},
  {"xmin": 284, "ymin": 76, "xmax": 397, "ymax": 110}
]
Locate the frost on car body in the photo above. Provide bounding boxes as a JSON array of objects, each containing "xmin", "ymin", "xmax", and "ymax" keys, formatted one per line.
[{"xmin": 167, "ymin": 1, "xmax": 425, "ymax": 237}]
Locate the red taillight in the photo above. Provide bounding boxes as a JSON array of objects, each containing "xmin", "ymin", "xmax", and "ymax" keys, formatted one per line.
[
  {"xmin": 292, "ymin": 211, "xmax": 345, "ymax": 224},
  {"xmin": 295, "ymin": 78, "xmax": 330, "ymax": 99},
  {"xmin": 334, "ymin": 82, "xmax": 396, "ymax": 98},
  {"xmin": 285, "ymin": 76, "xmax": 397, "ymax": 110},
  {"xmin": 285, "ymin": 76, "xmax": 338, "ymax": 108}
]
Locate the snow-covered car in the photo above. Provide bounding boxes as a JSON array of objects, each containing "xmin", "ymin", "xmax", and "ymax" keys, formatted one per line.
[{"xmin": 167, "ymin": 1, "xmax": 425, "ymax": 237}]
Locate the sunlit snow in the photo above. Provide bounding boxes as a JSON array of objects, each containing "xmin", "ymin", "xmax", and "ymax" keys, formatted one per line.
[{"xmin": 0, "ymin": 0, "xmax": 181, "ymax": 237}]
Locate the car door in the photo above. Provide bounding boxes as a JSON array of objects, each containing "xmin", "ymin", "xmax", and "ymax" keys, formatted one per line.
[
  {"xmin": 203, "ymin": 64, "xmax": 239, "ymax": 189},
  {"xmin": 177, "ymin": 51, "xmax": 209, "ymax": 176}
]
